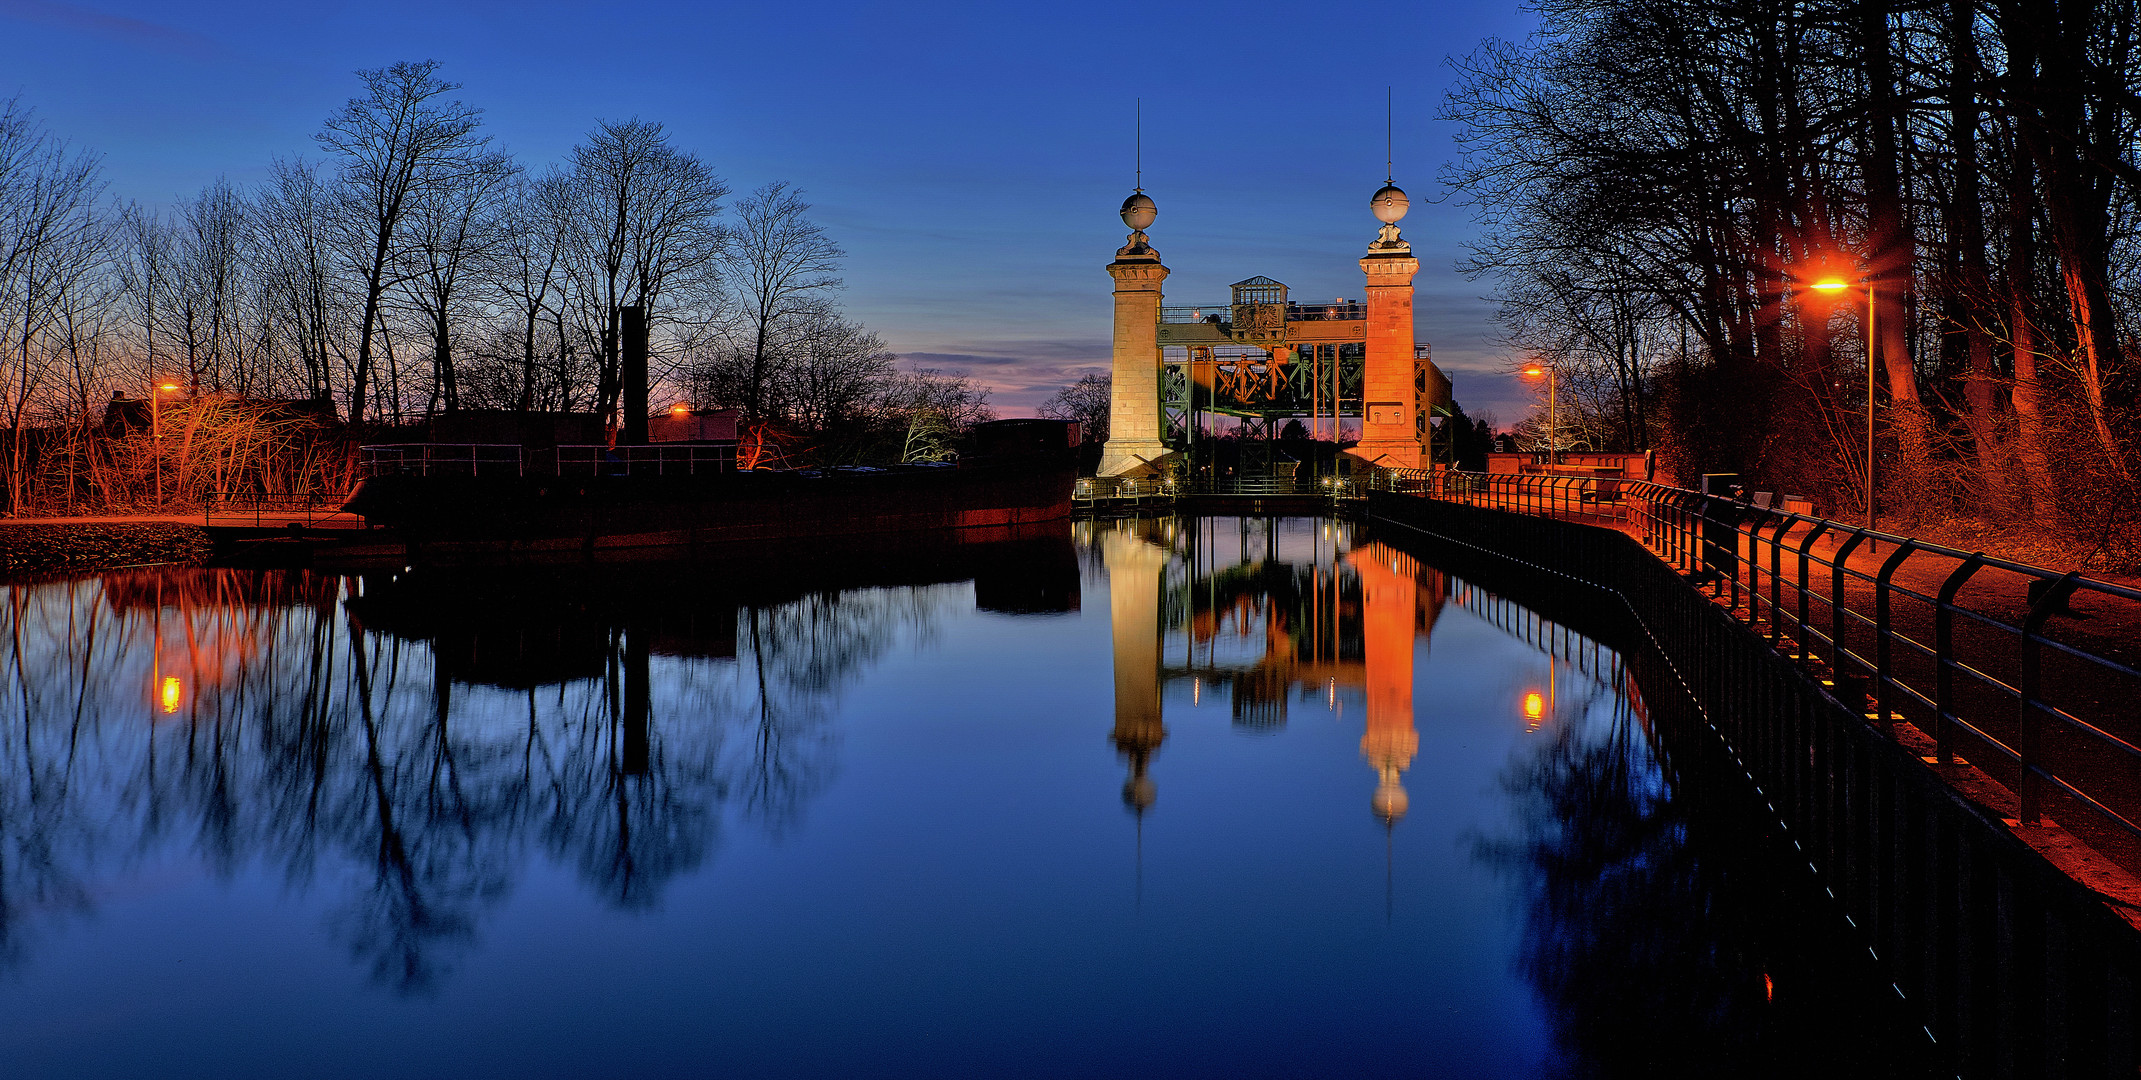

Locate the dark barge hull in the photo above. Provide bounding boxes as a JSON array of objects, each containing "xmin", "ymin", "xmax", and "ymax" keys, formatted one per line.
[{"xmin": 216, "ymin": 461, "xmax": 1075, "ymax": 569}]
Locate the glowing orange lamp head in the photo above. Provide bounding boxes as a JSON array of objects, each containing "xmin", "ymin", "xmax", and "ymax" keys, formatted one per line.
[
  {"xmin": 1810, "ymin": 279, "xmax": 1849, "ymax": 292},
  {"xmin": 158, "ymin": 383, "xmax": 181, "ymax": 393},
  {"xmin": 670, "ymin": 403, "xmax": 689, "ymax": 416},
  {"xmin": 1523, "ymin": 691, "xmax": 1545, "ymax": 728}
]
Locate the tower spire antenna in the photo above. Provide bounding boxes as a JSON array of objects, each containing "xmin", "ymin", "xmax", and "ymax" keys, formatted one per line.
[
  {"xmin": 1386, "ymin": 86, "xmax": 1394, "ymax": 184},
  {"xmin": 1135, "ymin": 98, "xmax": 1143, "ymax": 193}
]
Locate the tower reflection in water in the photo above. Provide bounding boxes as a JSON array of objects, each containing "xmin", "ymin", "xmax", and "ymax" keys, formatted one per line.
[{"xmin": 1094, "ymin": 516, "xmax": 1447, "ymax": 824}]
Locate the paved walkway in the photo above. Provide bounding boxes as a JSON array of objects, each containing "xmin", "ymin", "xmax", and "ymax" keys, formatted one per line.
[
  {"xmin": 1, "ymin": 513, "xmax": 204, "ymax": 526},
  {"xmin": 3, "ymin": 511, "xmax": 367, "ymax": 530}
]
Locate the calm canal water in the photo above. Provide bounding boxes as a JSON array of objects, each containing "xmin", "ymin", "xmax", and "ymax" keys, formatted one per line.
[{"xmin": 0, "ymin": 517, "xmax": 1927, "ymax": 1078}]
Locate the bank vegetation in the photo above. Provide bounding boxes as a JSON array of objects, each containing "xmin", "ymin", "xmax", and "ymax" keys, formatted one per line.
[
  {"xmin": 0, "ymin": 61, "xmax": 985, "ymax": 515},
  {"xmin": 1445, "ymin": 0, "xmax": 2141, "ymax": 565}
]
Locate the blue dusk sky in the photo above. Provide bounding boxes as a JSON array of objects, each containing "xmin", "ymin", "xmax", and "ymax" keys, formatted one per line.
[{"xmin": 0, "ymin": 0, "xmax": 1542, "ymax": 424}]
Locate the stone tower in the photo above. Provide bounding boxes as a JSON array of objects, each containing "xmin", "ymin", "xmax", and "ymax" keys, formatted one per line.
[
  {"xmin": 1349, "ymin": 182, "xmax": 1423, "ymax": 470},
  {"xmin": 1098, "ymin": 192, "xmax": 1172, "ymax": 477}
]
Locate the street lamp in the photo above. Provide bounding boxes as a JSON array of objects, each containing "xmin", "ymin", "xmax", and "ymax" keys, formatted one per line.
[
  {"xmin": 150, "ymin": 379, "xmax": 181, "ymax": 505},
  {"xmin": 1810, "ymin": 276, "xmax": 1876, "ymax": 538},
  {"xmin": 1520, "ymin": 362, "xmax": 1556, "ymax": 469}
]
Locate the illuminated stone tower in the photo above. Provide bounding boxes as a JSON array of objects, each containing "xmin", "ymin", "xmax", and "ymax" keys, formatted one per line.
[
  {"xmin": 1104, "ymin": 526, "xmax": 1168, "ymax": 809},
  {"xmin": 1349, "ymin": 541, "xmax": 1422, "ymax": 824},
  {"xmin": 1098, "ymin": 192, "xmax": 1172, "ymax": 477},
  {"xmin": 1348, "ymin": 183, "xmax": 1424, "ymax": 470}
]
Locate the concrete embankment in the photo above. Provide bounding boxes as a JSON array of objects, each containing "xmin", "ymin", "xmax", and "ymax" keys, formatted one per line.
[{"xmin": 1367, "ymin": 490, "xmax": 2141, "ymax": 1079}]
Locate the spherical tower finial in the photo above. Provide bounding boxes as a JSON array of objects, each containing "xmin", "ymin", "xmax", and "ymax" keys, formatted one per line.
[
  {"xmin": 1121, "ymin": 191, "xmax": 1157, "ymax": 232},
  {"xmin": 1373, "ymin": 776, "xmax": 1409, "ymax": 824},
  {"xmin": 1371, "ymin": 183, "xmax": 1409, "ymax": 226},
  {"xmin": 1124, "ymin": 774, "xmax": 1157, "ymax": 811}
]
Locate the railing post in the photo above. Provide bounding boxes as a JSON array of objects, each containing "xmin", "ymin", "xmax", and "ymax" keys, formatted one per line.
[
  {"xmin": 1728, "ymin": 502, "xmax": 1750, "ymax": 614},
  {"xmin": 1831, "ymin": 530, "xmax": 1869, "ymax": 685},
  {"xmin": 1794, "ymin": 521, "xmax": 1830, "ymax": 663},
  {"xmin": 1682, "ymin": 492, "xmax": 1700, "ymax": 574},
  {"xmin": 1871, "ymin": 539, "xmax": 1918, "ymax": 732},
  {"xmin": 1766, "ymin": 512, "xmax": 1791, "ymax": 644},
  {"xmin": 1932, "ymin": 554, "xmax": 1987, "ymax": 764},
  {"xmin": 1660, "ymin": 490, "xmax": 1682, "ymax": 570},
  {"xmin": 2018, "ymin": 571, "xmax": 2080, "ymax": 825},
  {"xmin": 1666, "ymin": 490, "xmax": 1684, "ymax": 571}
]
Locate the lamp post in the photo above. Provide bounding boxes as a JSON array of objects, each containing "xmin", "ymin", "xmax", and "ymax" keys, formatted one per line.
[
  {"xmin": 1520, "ymin": 362, "xmax": 1556, "ymax": 469},
  {"xmin": 150, "ymin": 379, "xmax": 180, "ymax": 506},
  {"xmin": 1811, "ymin": 277, "xmax": 1876, "ymax": 538}
]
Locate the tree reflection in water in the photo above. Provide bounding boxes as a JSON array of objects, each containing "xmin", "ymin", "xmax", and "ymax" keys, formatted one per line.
[
  {"xmin": 0, "ymin": 529, "xmax": 1074, "ymax": 992},
  {"xmin": 1480, "ymin": 656, "xmax": 1925, "ymax": 1076}
]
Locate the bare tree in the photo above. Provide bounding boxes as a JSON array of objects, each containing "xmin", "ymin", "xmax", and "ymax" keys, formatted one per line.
[
  {"xmin": 774, "ymin": 313, "xmax": 894, "ymax": 432},
  {"xmin": 251, "ymin": 157, "xmax": 350, "ymax": 402},
  {"xmin": 168, "ymin": 178, "xmax": 249, "ymax": 393},
  {"xmin": 0, "ymin": 95, "xmax": 104, "ymax": 510},
  {"xmin": 114, "ymin": 200, "xmax": 174, "ymax": 392},
  {"xmin": 1038, "ymin": 373, "xmax": 1111, "ymax": 444},
  {"xmin": 315, "ymin": 60, "xmax": 487, "ymax": 425},
  {"xmin": 721, "ymin": 182, "xmax": 842, "ymax": 425},
  {"xmin": 564, "ymin": 118, "xmax": 727, "ymax": 430},
  {"xmin": 490, "ymin": 169, "xmax": 573, "ymax": 411},
  {"xmin": 878, "ymin": 367, "xmax": 993, "ymax": 463},
  {"xmin": 397, "ymin": 150, "xmax": 513, "ymax": 413}
]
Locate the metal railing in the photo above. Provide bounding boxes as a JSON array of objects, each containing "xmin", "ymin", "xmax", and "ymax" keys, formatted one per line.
[
  {"xmin": 1159, "ymin": 303, "xmax": 1368, "ymax": 324},
  {"xmin": 204, "ymin": 491, "xmax": 360, "ymax": 527},
  {"xmin": 360, "ymin": 443, "xmax": 524, "ymax": 478},
  {"xmin": 1190, "ymin": 477, "xmax": 1308, "ymax": 495},
  {"xmin": 1074, "ymin": 476, "xmax": 1178, "ymax": 504},
  {"xmin": 1379, "ymin": 467, "xmax": 2141, "ymax": 855},
  {"xmin": 553, "ymin": 443, "xmax": 735, "ymax": 477},
  {"xmin": 1074, "ymin": 475, "xmax": 1369, "ymax": 505}
]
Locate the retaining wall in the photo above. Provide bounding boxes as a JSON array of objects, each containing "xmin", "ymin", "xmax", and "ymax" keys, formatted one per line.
[{"xmin": 1369, "ymin": 491, "xmax": 2141, "ymax": 1078}]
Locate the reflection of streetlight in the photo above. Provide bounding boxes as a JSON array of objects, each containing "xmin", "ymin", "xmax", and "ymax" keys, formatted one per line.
[
  {"xmin": 1520, "ymin": 363, "xmax": 1556, "ymax": 468},
  {"xmin": 160, "ymin": 675, "xmax": 182, "ymax": 715},
  {"xmin": 1522, "ymin": 659, "xmax": 1558, "ymax": 732},
  {"xmin": 1811, "ymin": 276, "xmax": 1876, "ymax": 537}
]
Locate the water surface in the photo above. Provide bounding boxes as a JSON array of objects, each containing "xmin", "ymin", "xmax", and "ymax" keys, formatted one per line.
[{"xmin": 0, "ymin": 517, "xmax": 1923, "ymax": 1077}]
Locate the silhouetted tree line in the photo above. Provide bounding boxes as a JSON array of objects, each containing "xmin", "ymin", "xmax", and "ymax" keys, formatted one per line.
[
  {"xmin": 0, "ymin": 61, "xmax": 986, "ymax": 513},
  {"xmin": 1446, "ymin": 0, "xmax": 2141, "ymax": 555}
]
